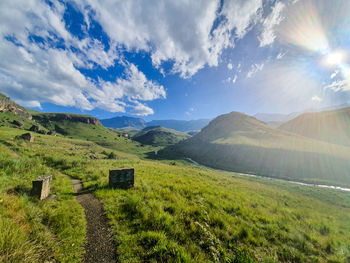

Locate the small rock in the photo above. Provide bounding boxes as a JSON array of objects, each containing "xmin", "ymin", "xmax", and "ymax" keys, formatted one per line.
[
  {"xmin": 90, "ymin": 155, "xmax": 98, "ymax": 160},
  {"xmin": 29, "ymin": 125, "xmax": 41, "ymax": 132},
  {"xmin": 47, "ymin": 130, "xmax": 56, "ymax": 136},
  {"xmin": 17, "ymin": 132, "xmax": 35, "ymax": 142},
  {"xmin": 12, "ymin": 120, "xmax": 24, "ymax": 128}
]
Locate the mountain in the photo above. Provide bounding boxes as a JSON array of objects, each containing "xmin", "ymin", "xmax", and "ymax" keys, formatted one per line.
[
  {"xmin": 101, "ymin": 116, "xmax": 146, "ymax": 129},
  {"xmin": 146, "ymin": 119, "xmax": 210, "ymax": 132},
  {"xmin": 101, "ymin": 116, "xmax": 210, "ymax": 132},
  {"xmin": 280, "ymin": 107, "xmax": 350, "ymax": 146},
  {"xmin": 166, "ymin": 111, "xmax": 350, "ymax": 186},
  {"xmin": 133, "ymin": 126, "xmax": 190, "ymax": 146},
  {"xmin": 254, "ymin": 112, "xmax": 300, "ymax": 123}
]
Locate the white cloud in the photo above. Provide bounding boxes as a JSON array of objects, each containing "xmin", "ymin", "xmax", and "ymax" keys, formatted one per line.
[
  {"xmin": 259, "ymin": 2, "xmax": 286, "ymax": 47},
  {"xmin": 0, "ymin": 0, "xmax": 163, "ymax": 115},
  {"xmin": 276, "ymin": 52, "xmax": 286, "ymax": 59},
  {"xmin": 331, "ymin": 70, "xmax": 339, "ymax": 79},
  {"xmin": 247, "ymin": 63, "xmax": 264, "ymax": 78},
  {"xmin": 232, "ymin": 75, "xmax": 238, "ymax": 83},
  {"xmin": 324, "ymin": 80, "xmax": 350, "ymax": 92},
  {"xmin": 227, "ymin": 63, "xmax": 233, "ymax": 70},
  {"xmin": 185, "ymin": 107, "xmax": 195, "ymax": 116},
  {"xmin": 311, "ymin": 95, "xmax": 322, "ymax": 102},
  {"xmin": 129, "ymin": 101, "xmax": 154, "ymax": 116},
  {"xmin": 75, "ymin": 0, "xmax": 263, "ymax": 78},
  {"xmin": 0, "ymin": 0, "xmax": 278, "ymax": 114}
]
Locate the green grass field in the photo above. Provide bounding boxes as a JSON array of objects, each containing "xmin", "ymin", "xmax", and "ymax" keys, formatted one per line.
[{"xmin": 1, "ymin": 125, "xmax": 350, "ymax": 262}]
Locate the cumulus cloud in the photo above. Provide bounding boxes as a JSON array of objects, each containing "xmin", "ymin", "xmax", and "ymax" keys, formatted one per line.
[
  {"xmin": 227, "ymin": 63, "xmax": 233, "ymax": 70},
  {"xmin": 259, "ymin": 2, "xmax": 286, "ymax": 47},
  {"xmin": 0, "ymin": 0, "xmax": 278, "ymax": 115},
  {"xmin": 74, "ymin": 0, "xmax": 263, "ymax": 78},
  {"xmin": 0, "ymin": 0, "xmax": 164, "ymax": 115},
  {"xmin": 129, "ymin": 101, "xmax": 154, "ymax": 116}
]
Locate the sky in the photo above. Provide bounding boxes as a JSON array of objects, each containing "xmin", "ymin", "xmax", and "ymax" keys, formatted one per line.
[{"xmin": 1, "ymin": 0, "xmax": 350, "ymax": 121}]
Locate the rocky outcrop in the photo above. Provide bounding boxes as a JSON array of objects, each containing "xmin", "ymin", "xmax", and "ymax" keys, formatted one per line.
[
  {"xmin": 17, "ymin": 132, "xmax": 35, "ymax": 142},
  {"xmin": 0, "ymin": 93, "xmax": 32, "ymax": 119},
  {"xmin": 33, "ymin": 113, "xmax": 101, "ymax": 125}
]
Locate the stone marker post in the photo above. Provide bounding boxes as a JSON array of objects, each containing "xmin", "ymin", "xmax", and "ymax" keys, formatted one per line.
[
  {"xmin": 32, "ymin": 175, "xmax": 52, "ymax": 200},
  {"xmin": 109, "ymin": 168, "xmax": 134, "ymax": 189}
]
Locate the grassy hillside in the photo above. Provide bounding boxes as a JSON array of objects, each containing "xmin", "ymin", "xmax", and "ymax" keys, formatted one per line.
[
  {"xmin": 31, "ymin": 112, "xmax": 154, "ymax": 157},
  {"xmin": 280, "ymin": 107, "xmax": 350, "ymax": 146},
  {"xmin": 166, "ymin": 111, "xmax": 350, "ymax": 187},
  {"xmin": 0, "ymin": 125, "xmax": 349, "ymax": 262},
  {"xmin": 133, "ymin": 126, "xmax": 190, "ymax": 146},
  {"xmin": 0, "ymin": 129, "xmax": 85, "ymax": 262}
]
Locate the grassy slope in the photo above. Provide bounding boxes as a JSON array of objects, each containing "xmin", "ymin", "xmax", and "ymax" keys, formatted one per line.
[
  {"xmin": 0, "ymin": 128, "xmax": 85, "ymax": 263},
  {"xmin": 133, "ymin": 126, "xmax": 190, "ymax": 146},
  {"xmin": 31, "ymin": 113, "xmax": 155, "ymax": 157},
  {"xmin": 168, "ymin": 112, "xmax": 350, "ymax": 187},
  {"xmin": 1, "ymin": 126, "xmax": 349, "ymax": 262},
  {"xmin": 280, "ymin": 107, "xmax": 350, "ymax": 146}
]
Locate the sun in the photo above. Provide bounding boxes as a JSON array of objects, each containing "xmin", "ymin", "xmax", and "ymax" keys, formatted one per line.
[{"xmin": 324, "ymin": 51, "xmax": 345, "ymax": 66}]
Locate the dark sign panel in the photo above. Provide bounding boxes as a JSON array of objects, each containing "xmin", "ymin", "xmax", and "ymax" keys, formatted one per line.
[{"xmin": 109, "ymin": 168, "xmax": 134, "ymax": 189}]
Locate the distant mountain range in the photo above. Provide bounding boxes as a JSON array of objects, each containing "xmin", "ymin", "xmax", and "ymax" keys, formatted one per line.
[
  {"xmin": 101, "ymin": 116, "xmax": 211, "ymax": 132},
  {"xmin": 254, "ymin": 102, "xmax": 350, "ymax": 125},
  {"xmin": 101, "ymin": 116, "xmax": 146, "ymax": 129}
]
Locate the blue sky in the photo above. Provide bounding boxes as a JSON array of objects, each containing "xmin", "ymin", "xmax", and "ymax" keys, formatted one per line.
[{"xmin": 1, "ymin": 0, "xmax": 350, "ymax": 121}]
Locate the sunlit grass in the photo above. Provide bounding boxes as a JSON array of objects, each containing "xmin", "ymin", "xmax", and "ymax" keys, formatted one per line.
[{"xmin": 1, "ymin": 126, "xmax": 349, "ymax": 262}]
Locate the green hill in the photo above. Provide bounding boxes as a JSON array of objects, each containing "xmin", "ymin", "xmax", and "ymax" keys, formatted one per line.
[
  {"xmin": 133, "ymin": 126, "xmax": 190, "ymax": 146},
  {"xmin": 280, "ymin": 107, "xmax": 350, "ymax": 146},
  {"xmin": 166, "ymin": 111, "xmax": 350, "ymax": 187},
  {"xmin": 0, "ymin": 124, "xmax": 349, "ymax": 262}
]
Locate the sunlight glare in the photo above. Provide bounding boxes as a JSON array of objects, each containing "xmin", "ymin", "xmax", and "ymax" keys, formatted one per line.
[{"xmin": 324, "ymin": 51, "xmax": 345, "ymax": 66}]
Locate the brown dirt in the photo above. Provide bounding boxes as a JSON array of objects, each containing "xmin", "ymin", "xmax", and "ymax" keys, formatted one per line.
[{"xmin": 69, "ymin": 177, "xmax": 117, "ymax": 263}]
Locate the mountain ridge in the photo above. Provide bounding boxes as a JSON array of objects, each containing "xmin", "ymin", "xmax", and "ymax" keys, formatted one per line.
[
  {"xmin": 101, "ymin": 116, "xmax": 211, "ymax": 132},
  {"xmin": 166, "ymin": 111, "xmax": 350, "ymax": 186}
]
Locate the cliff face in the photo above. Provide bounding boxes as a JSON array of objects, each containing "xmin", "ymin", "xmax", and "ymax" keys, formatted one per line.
[
  {"xmin": 33, "ymin": 113, "xmax": 101, "ymax": 125},
  {"xmin": 0, "ymin": 94, "xmax": 32, "ymax": 119}
]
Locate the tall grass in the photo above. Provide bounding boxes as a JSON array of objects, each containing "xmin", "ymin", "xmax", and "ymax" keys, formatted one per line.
[
  {"xmin": 1, "ymin": 126, "xmax": 350, "ymax": 262},
  {"xmin": 0, "ymin": 140, "xmax": 86, "ymax": 262}
]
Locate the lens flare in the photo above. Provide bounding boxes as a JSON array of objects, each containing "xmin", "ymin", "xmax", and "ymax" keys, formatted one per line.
[{"xmin": 277, "ymin": 0, "xmax": 329, "ymax": 53}]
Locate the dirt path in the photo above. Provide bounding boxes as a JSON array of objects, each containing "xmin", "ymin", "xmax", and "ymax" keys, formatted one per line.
[{"xmin": 70, "ymin": 177, "xmax": 117, "ymax": 263}]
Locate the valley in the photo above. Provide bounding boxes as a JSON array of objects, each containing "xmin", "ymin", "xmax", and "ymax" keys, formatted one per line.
[{"xmin": 1, "ymin": 94, "xmax": 350, "ymax": 262}]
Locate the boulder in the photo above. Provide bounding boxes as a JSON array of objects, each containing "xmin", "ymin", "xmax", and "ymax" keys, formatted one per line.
[
  {"xmin": 12, "ymin": 120, "xmax": 24, "ymax": 128},
  {"xmin": 18, "ymin": 132, "xmax": 35, "ymax": 142},
  {"xmin": 29, "ymin": 125, "xmax": 41, "ymax": 132}
]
